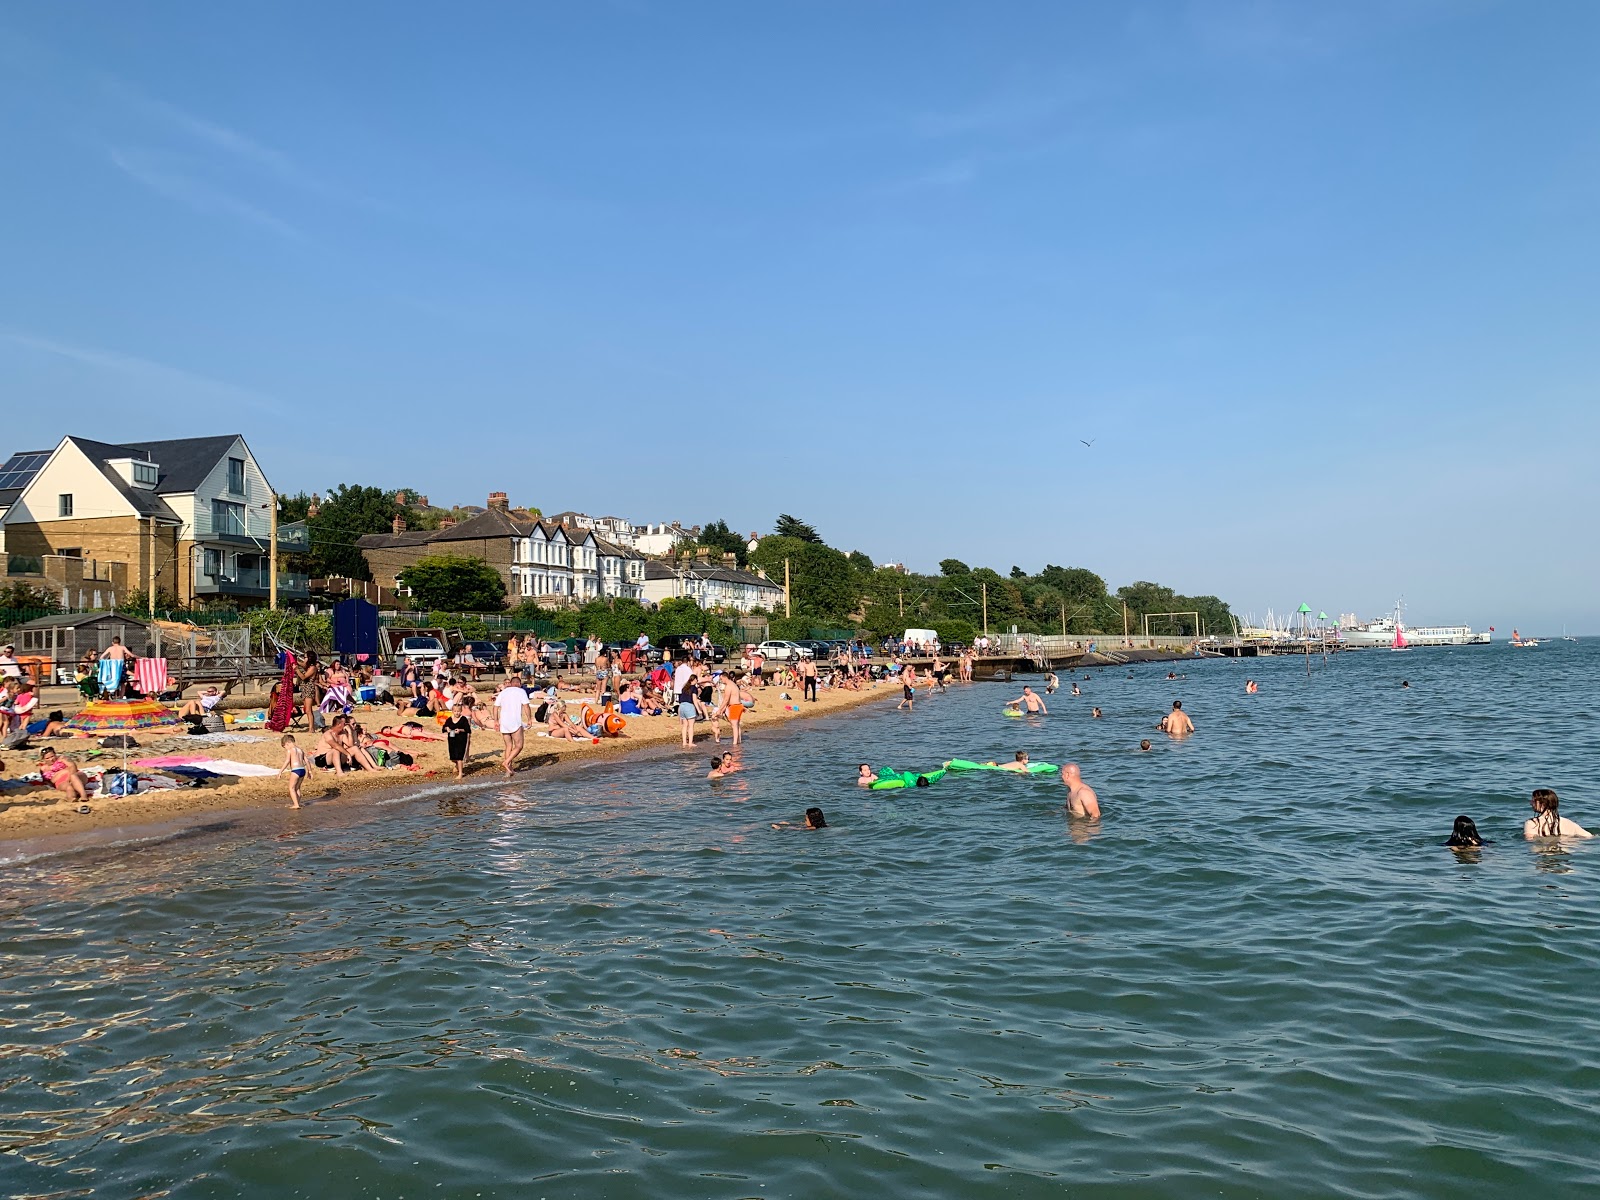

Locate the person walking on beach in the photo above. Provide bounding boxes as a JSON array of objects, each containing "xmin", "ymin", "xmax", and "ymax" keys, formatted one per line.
[
  {"xmin": 1159, "ymin": 700, "xmax": 1194, "ymax": 738},
  {"xmin": 1061, "ymin": 763, "xmax": 1100, "ymax": 820},
  {"xmin": 278, "ymin": 734, "xmax": 310, "ymax": 808},
  {"xmin": 678, "ymin": 669, "xmax": 700, "ymax": 747},
  {"xmin": 801, "ymin": 655, "xmax": 819, "ymax": 702},
  {"xmin": 442, "ymin": 708, "xmax": 472, "ymax": 780},
  {"xmin": 1525, "ymin": 788, "xmax": 1593, "ymax": 839},
  {"xmin": 493, "ymin": 677, "xmax": 531, "ymax": 776}
]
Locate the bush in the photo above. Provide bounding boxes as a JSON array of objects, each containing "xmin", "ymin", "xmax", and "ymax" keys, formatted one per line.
[{"xmin": 933, "ymin": 618, "xmax": 976, "ymax": 646}]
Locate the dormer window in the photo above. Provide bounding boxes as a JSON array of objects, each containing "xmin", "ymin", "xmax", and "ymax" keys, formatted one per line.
[
  {"xmin": 107, "ymin": 457, "xmax": 161, "ymax": 490},
  {"xmin": 133, "ymin": 462, "xmax": 158, "ymax": 486}
]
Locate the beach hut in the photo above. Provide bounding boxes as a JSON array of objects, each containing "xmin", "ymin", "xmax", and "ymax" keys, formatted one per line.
[{"xmin": 4, "ymin": 612, "xmax": 154, "ymax": 685}]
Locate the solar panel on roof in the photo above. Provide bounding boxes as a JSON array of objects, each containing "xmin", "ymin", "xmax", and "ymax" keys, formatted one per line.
[{"xmin": 0, "ymin": 451, "xmax": 49, "ymax": 491}]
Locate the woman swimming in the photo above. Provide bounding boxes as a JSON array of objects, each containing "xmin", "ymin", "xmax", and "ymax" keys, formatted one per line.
[
  {"xmin": 1445, "ymin": 815, "xmax": 1487, "ymax": 847},
  {"xmin": 1524, "ymin": 788, "xmax": 1593, "ymax": 839}
]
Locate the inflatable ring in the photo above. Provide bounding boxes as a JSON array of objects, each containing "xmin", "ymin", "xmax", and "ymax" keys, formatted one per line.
[{"xmin": 603, "ymin": 713, "xmax": 626, "ymax": 736}]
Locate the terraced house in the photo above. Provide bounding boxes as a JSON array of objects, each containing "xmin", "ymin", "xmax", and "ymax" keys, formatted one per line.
[{"xmin": 0, "ymin": 434, "xmax": 307, "ymax": 608}]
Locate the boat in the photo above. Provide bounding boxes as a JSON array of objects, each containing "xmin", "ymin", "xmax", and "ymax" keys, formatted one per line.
[
  {"xmin": 1339, "ymin": 609, "xmax": 1491, "ymax": 648},
  {"xmin": 1392, "ymin": 623, "xmax": 1407, "ymax": 651},
  {"xmin": 1510, "ymin": 629, "xmax": 1540, "ymax": 648}
]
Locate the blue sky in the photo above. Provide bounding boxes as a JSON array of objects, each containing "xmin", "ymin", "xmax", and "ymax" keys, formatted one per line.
[{"xmin": 2, "ymin": 2, "xmax": 1596, "ymax": 631}]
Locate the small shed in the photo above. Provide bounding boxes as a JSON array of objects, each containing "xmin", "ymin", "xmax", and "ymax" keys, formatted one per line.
[{"xmin": 5, "ymin": 612, "xmax": 154, "ymax": 685}]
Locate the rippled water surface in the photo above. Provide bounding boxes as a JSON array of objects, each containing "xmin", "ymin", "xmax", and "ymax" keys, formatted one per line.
[{"xmin": 3, "ymin": 644, "xmax": 1599, "ymax": 1198}]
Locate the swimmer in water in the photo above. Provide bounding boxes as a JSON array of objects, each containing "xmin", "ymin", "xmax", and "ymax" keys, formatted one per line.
[
  {"xmin": 1139, "ymin": 739, "xmax": 1152, "ymax": 751},
  {"xmin": 1061, "ymin": 763, "xmax": 1100, "ymax": 819},
  {"xmin": 1071, "ymin": 684, "xmax": 1081, "ymax": 696},
  {"xmin": 1445, "ymin": 815, "xmax": 1487, "ymax": 847},
  {"xmin": 707, "ymin": 754, "xmax": 740, "ymax": 779},
  {"xmin": 996, "ymin": 751, "xmax": 1031, "ymax": 773},
  {"xmin": 1401, "ymin": 680, "xmax": 1411, "ymax": 689},
  {"xmin": 1524, "ymin": 788, "xmax": 1593, "ymax": 839},
  {"xmin": 1245, "ymin": 679, "xmax": 1259, "ymax": 694},
  {"xmin": 1045, "ymin": 672, "xmax": 1059, "ymax": 695},
  {"xmin": 857, "ymin": 763, "xmax": 876, "ymax": 787},
  {"xmin": 772, "ymin": 806, "xmax": 828, "ymax": 830},
  {"xmin": 1158, "ymin": 700, "xmax": 1194, "ymax": 737},
  {"xmin": 1091, "ymin": 707, "xmax": 1102, "ymax": 719}
]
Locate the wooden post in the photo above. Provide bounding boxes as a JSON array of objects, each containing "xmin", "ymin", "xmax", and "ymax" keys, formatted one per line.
[
  {"xmin": 1122, "ymin": 601, "xmax": 1129, "ymax": 644},
  {"xmin": 981, "ymin": 582, "xmax": 988, "ymax": 635},
  {"xmin": 898, "ymin": 588, "xmax": 903, "ymax": 617},
  {"xmin": 784, "ymin": 558, "xmax": 791, "ymax": 618},
  {"xmin": 147, "ymin": 518, "xmax": 156, "ymax": 618},
  {"xmin": 269, "ymin": 491, "xmax": 279, "ymax": 611}
]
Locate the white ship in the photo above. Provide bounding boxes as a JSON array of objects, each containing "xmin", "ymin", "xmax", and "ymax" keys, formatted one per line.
[{"xmin": 1338, "ymin": 610, "xmax": 1491, "ymax": 648}]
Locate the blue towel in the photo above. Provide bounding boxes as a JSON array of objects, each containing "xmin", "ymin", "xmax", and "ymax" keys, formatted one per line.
[{"xmin": 97, "ymin": 659, "xmax": 124, "ymax": 691}]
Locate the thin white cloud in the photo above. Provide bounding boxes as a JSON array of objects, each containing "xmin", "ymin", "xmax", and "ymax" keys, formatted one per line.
[
  {"xmin": 876, "ymin": 159, "xmax": 981, "ymax": 195},
  {"xmin": 108, "ymin": 147, "xmax": 304, "ymax": 240},
  {"xmin": 1, "ymin": 329, "xmax": 282, "ymax": 413}
]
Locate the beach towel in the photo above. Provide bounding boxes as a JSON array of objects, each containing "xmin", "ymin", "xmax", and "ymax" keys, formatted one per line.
[
  {"xmin": 132, "ymin": 657, "xmax": 169, "ymax": 698},
  {"xmin": 266, "ymin": 651, "xmax": 296, "ymax": 733},
  {"xmin": 132, "ymin": 754, "xmax": 212, "ymax": 768},
  {"xmin": 180, "ymin": 758, "xmax": 279, "ymax": 777},
  {"xmin": 97, "ymin": 659, "xmax": 124, "ymax": 693},
  {"xmin": 320, "ymin": 683, "xmax": 352, "ymax": 714}
]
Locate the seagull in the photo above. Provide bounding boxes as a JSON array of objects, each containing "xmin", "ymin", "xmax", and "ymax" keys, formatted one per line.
[{"xmin": 1080, "ymin": 439, "xmax": 1095, "ymax": 448}]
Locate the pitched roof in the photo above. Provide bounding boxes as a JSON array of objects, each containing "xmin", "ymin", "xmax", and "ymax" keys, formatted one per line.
[
  {"xmin": 643, "ymin": 560, "xmax": 779, "ymax": 588},
  {"xmin": 593, "ymin": 535, "xmax": 644, "ymax": 560},
  {"xmin": 7, "ymin": 611, "xmax": 149, "ymax": 631},
  {"xmin": 63, "ymin": 437, "xmax": 182, "ymax": 522},
  {"xmin": 123, "ymin": 435, "xmax": 245, "ymax": 493},
  {"xmin": 355, "ymin": 529, "xmax": 438, "ymax": 550},
  {"xmin": 430, "ymin": 507, "xmax": 535, "ymax": 542}
]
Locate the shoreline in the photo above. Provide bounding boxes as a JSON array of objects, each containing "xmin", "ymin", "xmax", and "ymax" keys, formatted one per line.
[{"xmin": 0, "ymin": 677, "xmax": 903, "ymax": 861}]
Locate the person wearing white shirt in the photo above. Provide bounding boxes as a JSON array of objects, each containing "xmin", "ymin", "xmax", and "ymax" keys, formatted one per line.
[{"xmin": 493, "ymin": 679, "xmax": 531, "ymax": 777}]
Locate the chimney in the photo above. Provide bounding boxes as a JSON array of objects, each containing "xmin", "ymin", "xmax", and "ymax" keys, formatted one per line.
[
  {"xmin": 307, "ymin": 492, "xmax": 321, "ymax": 518},
  {"xmin": 394, "ymin": 490, "xmax": 408, "ymax": 506},
  {"xmin": 418, "ymin": 495, "xmax": 429, "ymax": 507},
  {"xmin": 440, "ymin": 518, "xmax": 457, "ymax": 529},
  {"xmin": 487, "ymin": 491, "xmax": 509, "ymax": 513},
  {"xmin": 392, "ymin": 515, "xmax": 406, "ymax": 534},
  {"xmin": 696, "ymin": 546, "xmax": 711, "ymax": 560},
  {"xmin": 723, "ymin": 552, "xmax": 737, "ymax": 567}
]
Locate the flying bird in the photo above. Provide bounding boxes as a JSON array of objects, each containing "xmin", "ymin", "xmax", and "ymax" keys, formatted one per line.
[{"xmin": 1080, "ymin": 439, "xmax": 1095, "ymax": 448}]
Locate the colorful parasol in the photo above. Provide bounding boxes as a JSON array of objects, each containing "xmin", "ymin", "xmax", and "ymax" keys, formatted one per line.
[{"xmin": 65, "ymin": 698, "xmax": 180, "ymax": 733}]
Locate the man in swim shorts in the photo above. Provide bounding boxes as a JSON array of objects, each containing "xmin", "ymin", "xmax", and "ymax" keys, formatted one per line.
[
  {"xmin": 1061, "ymin": 762, "xmax": 1100, "ymax": 819},
  {"xmin": 1158, "ymin": 700, "xmax": 1194, "ymax": 737},
  {"xmin": 1006, "ymin": 686, "xmax": 1048, "ymax": 715}
]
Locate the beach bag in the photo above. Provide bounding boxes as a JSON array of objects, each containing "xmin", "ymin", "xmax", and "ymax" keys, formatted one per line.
[
  {"xmin": 103, "ymin": 770, "xmax": 140, "ymax": 796},
  {"xmin": 392, "ymin": 751, "xmax": 413, "ymax": 766},
  {"xmin": 99, "ymin": 735, "xmax": 140, "ymax": 749},
  {"xmin": 201, "ymin": 712, "xmax": 226, "ymax": 733}
]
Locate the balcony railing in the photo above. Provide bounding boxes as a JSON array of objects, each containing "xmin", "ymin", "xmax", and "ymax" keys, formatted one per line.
[{"xmin": 194, "ymin": 569, "xmax": 310, "ymax": 599}]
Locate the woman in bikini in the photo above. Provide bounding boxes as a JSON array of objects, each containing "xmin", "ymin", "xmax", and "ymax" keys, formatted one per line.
[{"xmin": 37, "ymin": 748, "xmax": 91, "ymax": 802}]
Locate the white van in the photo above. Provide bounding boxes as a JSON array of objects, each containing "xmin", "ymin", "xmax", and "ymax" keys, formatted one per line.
[{"xmin": 902, "ymin": 628, "xmax": 939, "ymax": 648}]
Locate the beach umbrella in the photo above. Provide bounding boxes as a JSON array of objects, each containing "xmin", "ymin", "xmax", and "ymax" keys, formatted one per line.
[{"xmin": 64, "ymin": 698, "xmax": 180, "ymax": 733}]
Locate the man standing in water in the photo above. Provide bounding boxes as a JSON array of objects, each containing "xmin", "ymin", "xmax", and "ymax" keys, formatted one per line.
[
  {"xmin": 1006, "ymin": 685, "xmax": 1048, "ymax": 715},
  {"xmin": 1061, "ymin": 763, "xmax": 1100, "ymax": 819},
  {"xmin": 1158, "ymin": 700, "xmax": 1194, "ymax": 738},
  {"xmin": 493, "ymin": 676, "xmax": 532, "ymax": 776}
]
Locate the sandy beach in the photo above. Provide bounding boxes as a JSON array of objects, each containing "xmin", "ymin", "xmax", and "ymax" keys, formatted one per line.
[{"xmin": 0, "ymin": 674, "xmax": 899, "ymax": 844}]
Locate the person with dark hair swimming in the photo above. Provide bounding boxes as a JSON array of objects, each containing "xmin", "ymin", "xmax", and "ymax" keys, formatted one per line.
[
  {"xmin": 772, "ymin": 807, "xmax": 828, "ymax": 830},
  {"xmin": 1445, "ymin": 816, "xmax": 1487, "ymax": 847},
  {"xmin": 1524, "ymin": 789, "xmax": 1593, "ymax": 839}
]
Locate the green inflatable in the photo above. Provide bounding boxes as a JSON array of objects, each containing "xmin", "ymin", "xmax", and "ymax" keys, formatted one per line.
[
  {"xmin": 945, "ymin": 758, "xmax": 1059, "ymax": 775},
  {"xmin": 869, "ymin": 767, "xmax": 948, "ymax": 790}
]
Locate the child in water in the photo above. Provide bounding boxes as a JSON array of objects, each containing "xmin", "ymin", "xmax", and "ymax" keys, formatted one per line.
[
  {"xmin": 278, "ymin": 734, "xmax": 310, "ymax": 809},
  {"xmin": 1445, "ymin": 815, "xmax": 1486, "ymax": 847},
  {"xmin": 772, "ymin": 807, "xmax": 827, "ymax": 830}
]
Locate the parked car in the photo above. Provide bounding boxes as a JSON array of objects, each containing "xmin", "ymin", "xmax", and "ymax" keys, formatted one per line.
[
  {"xmin": 657, "ymin": 634, "xmax": 728, "ymax": 664},
  {"xmin": 757, "ymin": 639, "xmax": 809, "ymax": 661},
  {"xmin": 795, "ymin": 639, "xmax": 834, "ymax": 660},
  {"xmin": 395, "ymin": 635, "xmax": 448, "ymax": 665},
  {"xmin": 461, "ymin": 640, "xmax": 504, "ymax": 670}
]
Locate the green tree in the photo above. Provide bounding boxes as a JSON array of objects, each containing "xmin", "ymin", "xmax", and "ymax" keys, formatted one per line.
[
  {"xmin": 939, "ymin": 559, "xmax": 970, "ymax": 576},
  {"xmin": 773, "ymin": 514, "xmax": 823, "ymax": 543},
  {"xmin": 279, "ymin": 484, "xmax": 436, "ymax": 580},
  {"xmin": 0, "ymin": 581, "xmax": 61, "ymax": 612},
  {"xmin": 747, "ymin": 536, "xmax": 860, "ymax": 624},
  {"xmin": 695, "ymin": 519, "xmax": 749, "ymax": 567},
  {"xmin": 577, "ymin": 598, "xmax": 652, "ymax": 642},
  {"xmin": 397, "ymin": 555, "xmax": 507, "ymax": 611},
  {"xmin": 650, "ymin": 597, "xmax": 710, "ymax": 638}
]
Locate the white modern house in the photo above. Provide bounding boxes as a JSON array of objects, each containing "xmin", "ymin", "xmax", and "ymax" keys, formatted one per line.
[
  {"xmin": 642, "ymin": 558, "xmax": 785, "ymax": 613},
  {"xmin": 0, "ymin": 434, "xmax": 306, "ymax": 606}
]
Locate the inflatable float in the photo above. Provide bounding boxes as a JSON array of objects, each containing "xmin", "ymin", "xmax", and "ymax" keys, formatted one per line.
[
  {"xmin": 869, "ymin": 767, "xmax": 948, "ymax": 790},
  {"xmin": 945, "ymin": 758, "xmax": 1059, "ymax": 775}
]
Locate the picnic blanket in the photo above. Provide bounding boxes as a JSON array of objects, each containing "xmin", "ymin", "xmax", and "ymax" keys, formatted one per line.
[
  {"xmin": 132, "ymin": 657, "xmax": 169, "ymax": 697},
  {"xmin": 131, "ymin": 754, "xmax": 277, "ymax": 777}
]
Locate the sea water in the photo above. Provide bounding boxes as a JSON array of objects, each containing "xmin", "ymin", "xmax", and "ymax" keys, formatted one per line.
[{"xmin": 2, "ymin": 643, "xmax": 1598, "ymax": 1198}]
